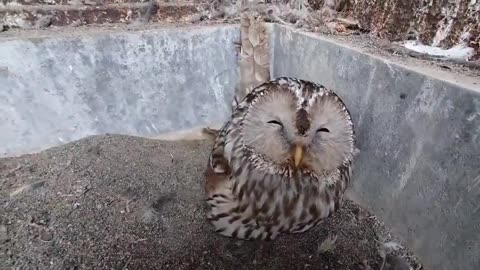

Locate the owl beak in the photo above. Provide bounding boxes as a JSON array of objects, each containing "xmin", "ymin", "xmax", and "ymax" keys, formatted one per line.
[{"xmin": 293, "ymin": 144, "xmax": 304, "ymax": 167}]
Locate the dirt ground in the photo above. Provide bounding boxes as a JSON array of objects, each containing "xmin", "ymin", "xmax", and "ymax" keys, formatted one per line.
[{"xmin": 0, "ymin": 135, "xmax": 423, "ymax": 270}]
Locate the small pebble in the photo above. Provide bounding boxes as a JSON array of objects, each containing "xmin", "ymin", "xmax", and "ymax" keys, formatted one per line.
[
  {"xmin": 0, "ymin": 225, "xmax": 9, "ymax": 243},
  {"xmin": 385, "ymin": 255, "xmax": 411, "ymax": 270},
  {"xmin": 40, "ymin": 230, "xmax": 54, "ymax": 242}
]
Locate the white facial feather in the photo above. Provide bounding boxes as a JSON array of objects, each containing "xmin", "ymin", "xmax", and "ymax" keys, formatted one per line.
[{"xmin": 239, "ymin": 77, "xmax": 355, "ymax": 175}]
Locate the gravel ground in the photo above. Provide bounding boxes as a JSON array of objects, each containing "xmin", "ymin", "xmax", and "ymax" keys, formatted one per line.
[{"xmin": 1, "ymin": 135, "xmax": 423, "ymax": 270}]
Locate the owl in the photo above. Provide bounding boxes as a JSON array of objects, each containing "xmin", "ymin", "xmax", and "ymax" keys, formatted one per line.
[{"xmin": 204, "ymin": 77, "xmax": 356, "ymax": 241}]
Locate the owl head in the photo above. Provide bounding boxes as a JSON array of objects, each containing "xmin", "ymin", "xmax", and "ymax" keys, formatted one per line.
[{"xmin": 237, "ymin": 77, "xmax": 355, "ymax": 175}]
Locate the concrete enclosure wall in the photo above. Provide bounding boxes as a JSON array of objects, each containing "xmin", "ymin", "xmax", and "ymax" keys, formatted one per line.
[
  {"xmin": 0, "ymin": 25, "xmax": 239, "ymax": 157},
  {"xmin": 271, "ymin": 24, "xmax": 480, "ymax": 270},
  {"xmin": 1, "ymin": 23, "xmax": 480, "ymax": 270}
]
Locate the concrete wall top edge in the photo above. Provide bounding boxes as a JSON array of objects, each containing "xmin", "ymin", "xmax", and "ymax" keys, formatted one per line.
[
  {"xmin": 273, "ymin": 24, "xmax": 480, "ymax": 94},
  {"xmin": 0, "ymin": 23, "xmax": 241, "ymax": 43}
]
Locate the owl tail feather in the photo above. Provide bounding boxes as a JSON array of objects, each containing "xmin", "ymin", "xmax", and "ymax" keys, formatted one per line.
[{"xmin": 201, "ymin": 127, "xmax": 220, "ymax": 142}]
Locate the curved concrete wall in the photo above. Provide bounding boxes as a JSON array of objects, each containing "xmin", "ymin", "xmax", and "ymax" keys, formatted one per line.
[
  {"xmin": 0, "ymin": 25, "xmax": 239, "ymax": 157},
  {"xmin": 272, "ymin": 24, "xmax": 480, "ymax": 270},
  {"xmin": 1, "ymin": 23, "xmax": 479, "ymax": 270}
]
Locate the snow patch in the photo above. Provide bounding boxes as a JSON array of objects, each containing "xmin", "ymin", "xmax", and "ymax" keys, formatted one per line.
[{"xmin": 402, "ymin": 40, "xmax": 475, "ymax": 60}]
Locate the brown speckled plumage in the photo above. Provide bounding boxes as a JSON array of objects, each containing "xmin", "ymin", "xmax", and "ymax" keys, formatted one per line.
[{"xmin": 205, "ymin": 77, "xmax": 357, "ymax": 241}]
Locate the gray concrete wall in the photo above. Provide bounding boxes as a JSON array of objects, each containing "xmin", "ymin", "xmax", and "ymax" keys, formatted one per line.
[
  {"xmin": 0, "ymin": 25, "xmax": 240, "ymax": 157},
  {"xmin": 2, "ymin": 22, "xmax": 480, "ymax": 270},
  {"xmin": 272, "ymin": 24, "xmax": 480, "ymax": 270}
]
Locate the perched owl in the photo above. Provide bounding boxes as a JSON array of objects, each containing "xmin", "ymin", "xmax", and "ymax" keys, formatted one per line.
[{"xmin": 205, "ymin": 77, "xmax": 356, "ymax": 241}]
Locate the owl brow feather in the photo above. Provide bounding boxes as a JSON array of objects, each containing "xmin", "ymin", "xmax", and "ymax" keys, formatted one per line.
[{"xmin": 296, "ymin": 108, "xmax": 310, "ymax": 135}]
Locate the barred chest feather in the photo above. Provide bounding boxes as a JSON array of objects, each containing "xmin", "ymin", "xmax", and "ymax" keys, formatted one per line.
[{"xmin": 206, "ymin": 156, "xmax": 351, "ymax": 241}]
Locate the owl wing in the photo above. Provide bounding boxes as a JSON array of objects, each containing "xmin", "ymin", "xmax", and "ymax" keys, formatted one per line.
[
  {"xmin": 332, "ymin": 161, "xmax": 353, "ymax": 211},
  {"xmin": 204, "ymin": 122, "xmax": 233, "ymax": 198}
]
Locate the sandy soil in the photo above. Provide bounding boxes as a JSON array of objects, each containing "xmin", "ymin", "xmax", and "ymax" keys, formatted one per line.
[{"xmin": 0, "ymin": 135, "xmax": 423, "ymax": 270}]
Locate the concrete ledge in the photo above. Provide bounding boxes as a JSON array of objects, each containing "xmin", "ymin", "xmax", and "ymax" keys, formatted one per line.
[
  {"xmin": 0, "ymin": 24, "xmax": 239, "ymax": 157},
  {"xmin": 272, "ymin": 24, "xmax": 480, "ymax": 270}
]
